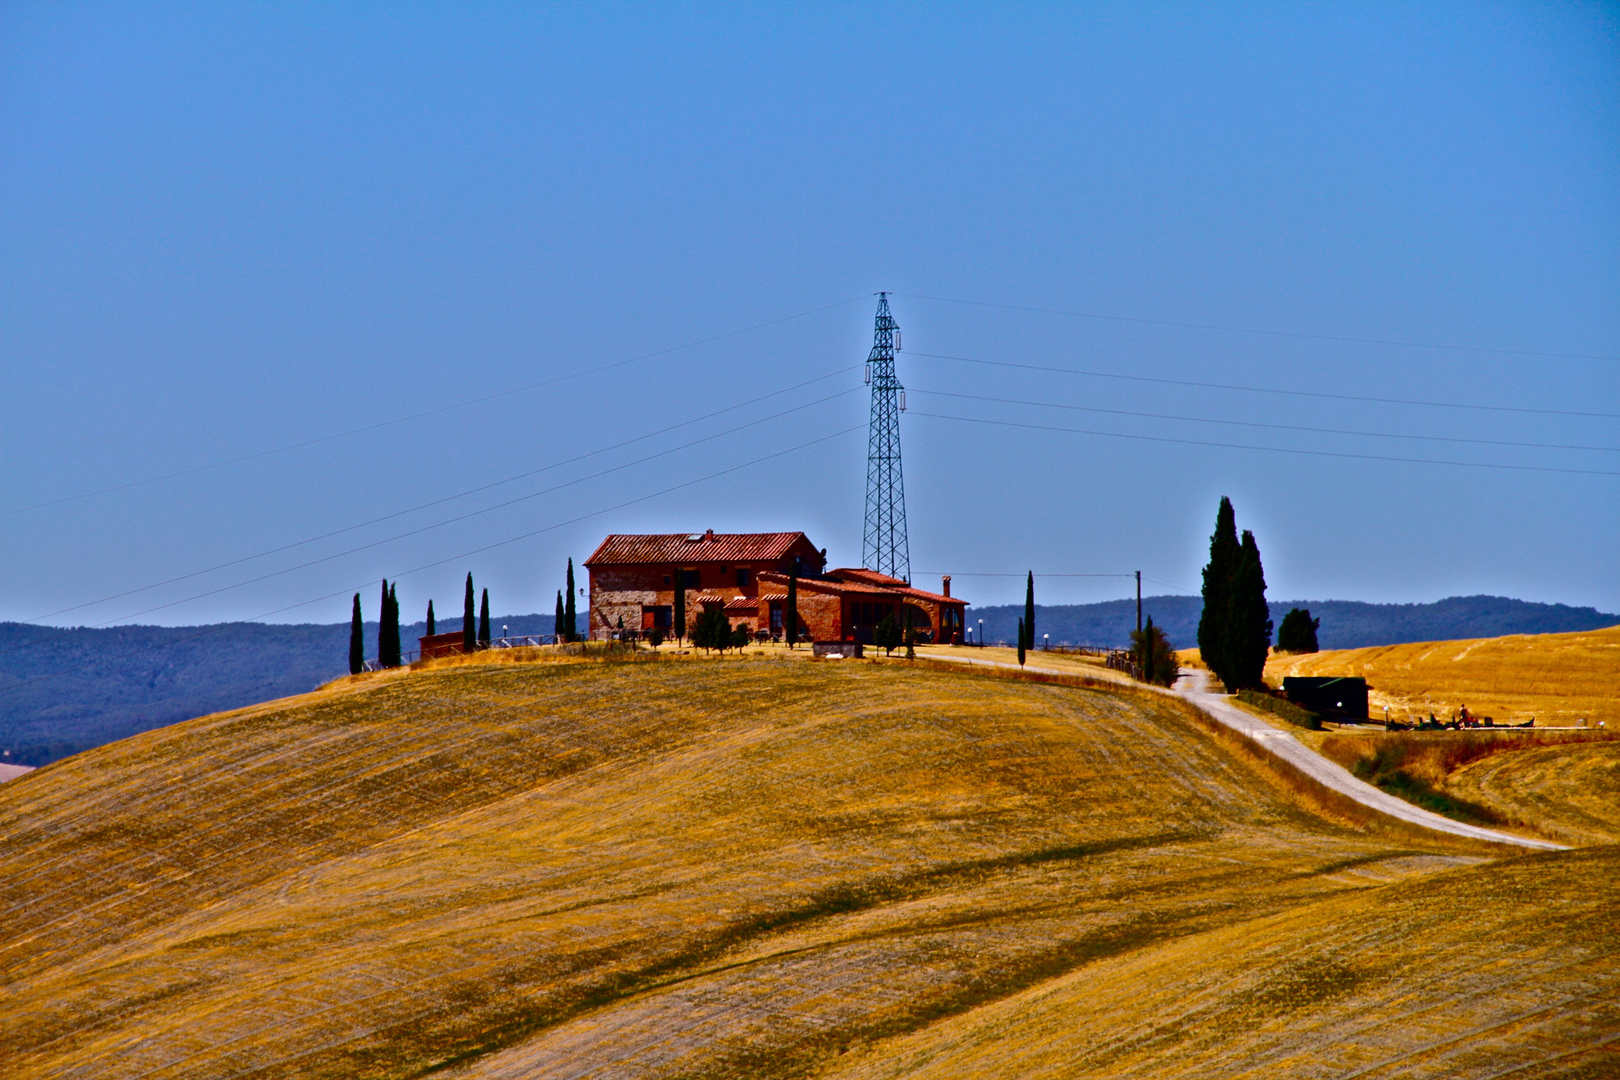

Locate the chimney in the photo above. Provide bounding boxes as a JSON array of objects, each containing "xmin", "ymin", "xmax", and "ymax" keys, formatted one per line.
[
  {"xmin": 942, "ymin": 575, "xmax": 951, "ymax": 598},
  {"xmin": 705, "ymin": 528, "xmax": 715, "ymax": 541}
]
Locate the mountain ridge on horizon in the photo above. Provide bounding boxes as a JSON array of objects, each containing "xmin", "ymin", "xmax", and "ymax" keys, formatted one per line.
[{"xmin": 2, "ymin": 594, "xmax": 1613, "ymax": 766}]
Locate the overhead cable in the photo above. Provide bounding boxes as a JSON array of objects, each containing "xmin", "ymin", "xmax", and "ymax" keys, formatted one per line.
[
  {"xmin": 909, "ymin": 411, "xmax": 1620, "ymax": 477},
  {"xmin": 4, "ymin": 295, "xmax": 868, "ymax": 516},
  {"xmin": 910, "ymin": 351, "xmax": 1620, "ymax": 420},
  {"xmin": 897, "ymin": 293, "xmax": 1619, "ymax": 362},
  {"xmin": 1, "ymin": 425, "xmax": 866, "ymax": 694}
]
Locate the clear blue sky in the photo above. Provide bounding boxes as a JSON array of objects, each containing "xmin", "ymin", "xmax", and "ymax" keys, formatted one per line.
[{"xmin": 3, "ymin": 2, "xmax": 1617, "ymax": 628}]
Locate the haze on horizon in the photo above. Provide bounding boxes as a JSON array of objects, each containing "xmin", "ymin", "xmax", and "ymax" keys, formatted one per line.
[{"xmin": 2, "ymin": 3, "xmax": 1616, "ymax": 629}]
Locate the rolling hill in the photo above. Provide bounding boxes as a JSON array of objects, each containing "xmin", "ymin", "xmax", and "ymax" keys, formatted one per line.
[{"xmin": 2, "ymin": 651, "xmax": 1611, "ymax": 1078}]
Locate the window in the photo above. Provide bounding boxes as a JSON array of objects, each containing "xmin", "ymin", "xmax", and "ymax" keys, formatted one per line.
[
  {"xmin": 643, "ymin": 605, "xmax": 672, "ymax": 630},
  {"xmin": 663, "ymin": 575, "xmax": 671, "ymax": 585},
  {"xmin": 769, "ymin": 602, "xmax": 783, "ymax": 632},
  {"xmin": 736, "ymin": 568, "xmax": 748, "ymax": 588},
  {"xmin": 680, "ymin": 569, "xmax": 702, "ymax": 588}
]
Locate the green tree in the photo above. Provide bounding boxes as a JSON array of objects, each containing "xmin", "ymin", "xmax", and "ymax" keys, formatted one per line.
[
  {"xmin": 690, "ymin": 606, "xmax": 731, "ymax": 653},
  {"xmin": 565, "ymin": 558, "xmax": 578, "ymax": 642},
  {"xmin": 1017, "ymin": 617, "xmax": 1026, "ymax": 667},
  {"xmin": 1197, "ymin": 497, "xmax": 1241, "ymax": 688},
  {"xmin": 386, "ymin": 583, "xmax": 402, "ymax": 667},
  {"xmin": 463, "ymin": 573, "xmax": 476, "ymax": 654},
  {"xmin": 1226, "ymin": 530, "xmax": 1272, "ymax": 689},
  {"xmin": 1132, "ymin": 615, "xmax": 1180, "ymax": 686},
  {"xmin": 479, "ymin": 588, "xmax": 491, "ymax": 647},
  {"xmin": 874, "ymin": 611, "xmax": 901, "ymax": 655},
  {"xmin": 729, "ymin": 623, "xmax": 751, "ymax": 650},
  {"xmin": 1024, "ymin": 571, "xmax": 1035, "ymax": 651},
  {"xmin": 425, "ymin": 599, "xmax": 435, "ymax": 637},
  {"xmin": 673, "ymin": 568, "xmax": 687, "ymax": 645},
  {"xmin": 349, "ymin": 593, "xmax": 364, "ymax": 674},
  {"xmin": 554, "ymin": 591, "xmax": 565, "ymax": 645},
  {"xmin": 378, "ymin": 580, "xmax": 400, "ymax": 668},
  {"xmin": 785, "ymin": 565, "xmax": 799, "ymax": 648},
  {"xmin": 1277, "ymin": 608, "xmax": 1320, "ymax": 653}
]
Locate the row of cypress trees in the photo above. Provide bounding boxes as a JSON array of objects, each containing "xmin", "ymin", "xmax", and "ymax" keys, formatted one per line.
[
  {"xmin": 1196, "ymin": 497, "xmax": 1272, "ymax": 691},
  {"xmin": 553, "ymin": 558, "xmax": 578, "ymax": 643},
  {"xmin": 347, "ymin": 572, "xmax": 493, "ymax": 673}
]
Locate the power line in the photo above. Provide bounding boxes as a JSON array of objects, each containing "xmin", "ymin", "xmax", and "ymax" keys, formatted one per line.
[
  {"xmin": 7, "ymin": 388, "xmax": 860, "ymax": 645},
  {"xmin": 1, "ymin": 424, "xmax": 867, "ymax": 694},
  {"xmin": 909, "ymin": 410, "xmax": 1620, "ymax": 477},
  {"xmin": 4, "ymin": 295, "xmax": 868, "ymax": 516},
  {"xmin": 897, "ymin": 292, "xmax": 1619, "ymax": 362},
  {"xmin": 911, "ymin": 351, "xmax": 1620, "ymax": 420},
  {"xmin": 21, "ymin": 367, "xmax": 860, "ymax": 626},
  {"xmin": 909, "ymin": 388, "xmax": 1620, "ymax": 453}
]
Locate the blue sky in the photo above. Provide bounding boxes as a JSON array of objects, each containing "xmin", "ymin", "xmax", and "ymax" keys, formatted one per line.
[{"xmin": 2, "ymin": 2, "xmax": 1617, "ymax": 627}]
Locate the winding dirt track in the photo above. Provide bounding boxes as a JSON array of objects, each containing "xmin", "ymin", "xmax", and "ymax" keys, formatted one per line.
[{"xmin": 922, "ymin": 654, "xmax": 1565, "ymax": 851}]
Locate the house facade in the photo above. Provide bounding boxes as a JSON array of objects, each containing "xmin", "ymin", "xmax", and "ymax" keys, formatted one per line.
[
  {"xmin": 583, "ymin": 530, "xmax": 967, "ymax": 644},
  {"xmin": 584, "ymin": 530, "xmax": 827, "ymax": 640}
]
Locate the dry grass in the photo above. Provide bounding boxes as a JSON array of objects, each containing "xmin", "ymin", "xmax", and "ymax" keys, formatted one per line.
[
  {"xmin": 1265, "ymin": 625, "xmax": 1620, "ymax": 727},
  {"xmin": 0, "ymin": 656, "xmax": 1606, "ymax": 1079},
  {"xmin": 1440, "ymin": 739, "xmax": 1620, "ymax": 846}
]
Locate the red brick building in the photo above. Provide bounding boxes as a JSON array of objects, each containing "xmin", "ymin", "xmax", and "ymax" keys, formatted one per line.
[{"xmin": 583, "ymin": 530, "xmax": 967, "ymax": 644}]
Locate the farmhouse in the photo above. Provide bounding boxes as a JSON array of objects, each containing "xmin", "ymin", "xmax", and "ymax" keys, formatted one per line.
[{"xmin": 584, "ymin": 530, "xmax": 967, "ymax": 644}]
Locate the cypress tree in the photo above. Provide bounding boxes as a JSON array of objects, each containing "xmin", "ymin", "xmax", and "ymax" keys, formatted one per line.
[
  {"xmin": 1197, "ymin": 497, "xmax": 1240, "ymax": 688},
  {"xmin": 565, "ymin": 558, "xmax": 578, "ymax": 642},
  {"xmin": 386, "ymin": 582, "xmax": 402, "ymax": 667},
  {"xmin": 378, "ymin": 580, "xmax": 391, "ymax": 667},
  {"xmin": 463, "ymin": 573, "xmax": 476, "ymax": 654},
  {"xmin": 426, "ymin": 599, "xmax": 435, "ymax": 637},
  {"xmin": 1227, "ymin": 530, "xmax": 1272, "ymax": 690},
  {"xmin": 479, "ymin": 588, "xmax": 491, "ymax": 647},
  {"xmin": 673, "ymin": 567, "xmax": 686, "ymax": 645},
  {"xmin": 1024, "ymin": 571, "xmax": 1035, "ymax": 651},
  {"xmin": 785, "ymin": 564, "xmax": 799, "ymax": 647},
  {"xmin": 349, "ymin": 593, "xmax": 364, "ymax": 674},
  {"xmin": 554, "ymin": 591, "xmax": 565, "ymax": 645},
  {"xmin": 1017, "ymin": 617, "xmax": 1026, "ymax": 666}
]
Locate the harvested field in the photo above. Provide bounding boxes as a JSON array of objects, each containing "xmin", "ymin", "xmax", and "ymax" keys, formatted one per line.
[
  {"xmin": 1444, "ymin": 740, "xmax": 1620, "ymax": 846},
  {"xmin": 1265, "ymin": 625, "xmax": 1620, "ymax": 727},
  {"xmin": 0, "ymin": 654, "xmax": 1608, "ymax": 1078}
]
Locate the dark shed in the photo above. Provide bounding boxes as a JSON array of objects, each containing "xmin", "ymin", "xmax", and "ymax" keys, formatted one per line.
[{"xmin": 1283, "ymin": 677, "xmax": 1369, "ymax": 720}]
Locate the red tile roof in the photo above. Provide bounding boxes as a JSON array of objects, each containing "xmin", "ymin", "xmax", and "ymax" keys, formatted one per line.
[
  {"xmin": 585, "ymin": 531, "xmax": 817, "ymax": 567},
  {"xmin": 757, "ymin": 570, "xmax": 966, "ymax": 606}
]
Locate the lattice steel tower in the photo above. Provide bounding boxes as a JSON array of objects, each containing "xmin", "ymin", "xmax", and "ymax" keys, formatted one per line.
[{"xmin": 862, "ymin": 293, "xmax": 910, "ymax": 582}]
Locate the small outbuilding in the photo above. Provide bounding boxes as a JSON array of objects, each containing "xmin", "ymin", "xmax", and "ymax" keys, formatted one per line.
[{"xmin": 1283, "ymin": 677, "xmax": 1369, "ymax": 721}]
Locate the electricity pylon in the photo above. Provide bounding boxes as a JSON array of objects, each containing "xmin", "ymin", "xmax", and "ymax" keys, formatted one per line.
[{"xmin": 862, "ymin": 293, "xmax": 909, "ymax": 582}]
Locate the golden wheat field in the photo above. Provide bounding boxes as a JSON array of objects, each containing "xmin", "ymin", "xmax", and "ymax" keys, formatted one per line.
[
  {"xmin": 1, "ymin": 653, "xmax": 1614, "ymax": 1079},
  {"xmin": 1265, "ymin": 625, "xmax": 1620, "ymax": 726}
]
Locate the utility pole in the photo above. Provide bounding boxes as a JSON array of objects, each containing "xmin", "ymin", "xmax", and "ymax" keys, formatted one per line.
[
  {"xmin": 862, "ymin": 293, "xmax": 910, "ymax": 582},
  {"xmin": 1135, "ymin": 571, "xmax": 1142, "ymax": 636}
]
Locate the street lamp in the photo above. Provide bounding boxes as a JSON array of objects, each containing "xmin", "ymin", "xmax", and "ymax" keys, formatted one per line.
[
  {"xmin": 978, "ymin": 619, "xmax": 984, "ymax": 648},
  {"xmin": 1043, "ymin": 633, "xmax": 1049, "ymax": 651},
  {"xmin": 502, "ymin": 624, "xmax": 508, "ymax": 646}
]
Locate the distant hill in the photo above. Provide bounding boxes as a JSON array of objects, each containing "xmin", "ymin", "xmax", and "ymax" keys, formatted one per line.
[
  {"xmin": 2, "ymin": 595, "xmax": 1613, "ymax": 765},
  {"xmin": 0, "ymin": 614, "xmax": 553, "ymax": 765},
  {"xmin": 968, "ymin": 594, "xmax": 1618, "ymax": 651}
]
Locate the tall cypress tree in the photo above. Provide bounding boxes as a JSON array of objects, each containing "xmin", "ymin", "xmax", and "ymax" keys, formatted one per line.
[
  {"xmin": 378, "ymin": 580, "xmax": 391, "ymax": 667},
  {"xmin": 785, "ymin": 564, "xmax": 798, "ymax": 648},
  {"xmin": 426, "ymin": 599, "xmax": 436, "ymax": 636},
  {"xmin": 554, "ymin": 591, "xmax": 566, "ymax": 645},
  {"xmin": 1227, "ymin": 530, "xmax": 1272, "ymax": 690},
  {"xmin": 1198, "ymin": 497, "xmax": 1240, "ymax": 688},
  {"xmin": 349, "ymin": 593, "xmax": 364, "ymax": 674},
  {"xmin": 565, "ymin": 558, "xmax": 577, "ymax": 642},
  {"xmin": 673, "ymin": 567, "xmax": 687, "ymax": 645},
  {"xmin": 1024, "ymin": 571, "xmax": 1035, "ymax": 651},
  {"xmin": 479, "ymin": 588, "xmax": 491, "ymax": 646},
  {"xmin": 1017, "ymin": 617, "xmax": 1026, "ymax": 667},
  {"xmin": 463, "ymin": 573, "xmax": 476, "ymax": 654}
]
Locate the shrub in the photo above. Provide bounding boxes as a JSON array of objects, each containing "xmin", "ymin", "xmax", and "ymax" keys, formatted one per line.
[
  {"xmin": 1236, "ymin": 689, "xmax": 1322, "ymax": 731},
  {"xmin": 874, "ymin": 612, "xmax": 901, "ymax": 655},
  {"xmin": 645, "ymin": 628, "xmax": 665, "ymax": 648}
]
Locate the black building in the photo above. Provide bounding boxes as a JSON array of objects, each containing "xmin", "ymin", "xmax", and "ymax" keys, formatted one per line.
[{"xmin": 1283, "ymin": 677, "xmax": 1369, "ymax": 720}]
